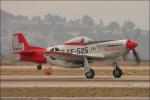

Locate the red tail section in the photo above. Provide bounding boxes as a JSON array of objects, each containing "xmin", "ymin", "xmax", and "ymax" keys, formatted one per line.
[
  {"xmin": 12, "ymin": 32, "xmax": 47, "ymax": 64},
  {"xmin": 13, "ymin": 32, "xmax": 30, "ymax": 51}
]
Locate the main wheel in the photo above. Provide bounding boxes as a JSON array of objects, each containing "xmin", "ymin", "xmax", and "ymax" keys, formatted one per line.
[
  {"xmin": 113, "ymin": 67, "xmax": 123, "ymax": 78},
  {"xmin": 37, "ymin": 64, "xmax": 42, "ymax": 70},
  {"xmin": 85, "ymin": 68, "xmax": 95, "ymax": 79}
]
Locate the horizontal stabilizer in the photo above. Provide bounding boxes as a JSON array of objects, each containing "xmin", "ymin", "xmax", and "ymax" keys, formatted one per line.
[{"xmin": 12, "ymin": 50, "xmax": 36, "ymax": 55}]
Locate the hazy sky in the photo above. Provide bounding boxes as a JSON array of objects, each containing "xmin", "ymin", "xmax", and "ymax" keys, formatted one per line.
[{"xmin": 1, "ymin": 1, "xmax": 149, "ymax": 30}]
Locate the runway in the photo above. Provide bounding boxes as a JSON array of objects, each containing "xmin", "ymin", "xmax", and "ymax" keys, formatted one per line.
[
  {"xmin": 1, "ymin": 75, "xmax": 149, "ymax": 87},
  {"xmin": 1, "ymin": 97, "xmax": 150, "ymax": 100},
  {"xmin": 1, "ymin": 65, "xmax": 149, "ymax": 70},
  {"xmin": 1, "ymin": 65, "xmax": 149, "ymax": 97}
]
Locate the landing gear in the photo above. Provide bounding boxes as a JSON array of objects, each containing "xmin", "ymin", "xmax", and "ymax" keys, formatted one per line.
[
  {"xmin": 84, "ymin": 57, "xmax": 95, "ymax": 79},
  {"xmin": 85, "ymin": 68, "xmax": 95, "ymax": 79},
  {"xmin": 112, "ymin": 60, "xmax": 123, "ymax": 78},
  {"xmin": 113, "ymin": 67, "xmax": 122, "ymax": 78},
  {"xmin": 37, "ymin": 64, "xmax": 42, "ymax": 70}
]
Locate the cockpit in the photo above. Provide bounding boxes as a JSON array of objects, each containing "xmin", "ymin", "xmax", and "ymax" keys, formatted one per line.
[
  {"xmin": 64, "ymin": 36, "xmax": 93, "ymax": 45},
  {"xmin": 50, "ymin": 47, "xmax": 60, "ymax": 52}
]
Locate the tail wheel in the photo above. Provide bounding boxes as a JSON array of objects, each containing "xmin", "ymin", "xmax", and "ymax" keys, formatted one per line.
[
  {"xmin": 113, "ymin": 67, "xmax": 123, "ymax": 78},
  {"xmin": 37, "ymin": 64, "xmax": 42, "ymax": 70},
  {"xmin": 85, "ymin": 68, "xmax": 95, "ymax": 79}
]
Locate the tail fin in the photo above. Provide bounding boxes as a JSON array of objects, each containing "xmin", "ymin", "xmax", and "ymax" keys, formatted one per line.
[
  {"xmin": 12, "ymin": 32, "xmax": 30, "ymax": 52},
  {"xmin": 12, "ymin": 32, "xmax": 47, "ymax": 63}
]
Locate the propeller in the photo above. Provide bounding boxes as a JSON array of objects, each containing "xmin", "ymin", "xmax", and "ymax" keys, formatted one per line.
[
  {"xmin": 132, "ymin": 49, "xmax": 140, "ymax": 64},
  {"xmin": 122, "ymin": 28, "xmax": 141, "ymax": 65},
  {"xmin": 133, "ymin": 28, "xmax": 141, "ymax": 40}
]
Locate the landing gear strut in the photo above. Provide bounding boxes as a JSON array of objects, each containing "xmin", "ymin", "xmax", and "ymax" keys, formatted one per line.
[
  {"xmin": 84, "ymin": 57, "xmax": 95, "ymax": 79},
  {"xmin": 112, "ymin": 60, "xmax": 123, "ymax": 78},
  {"xmin": 37, "ymin": 64, "xmax": 42, "ymax": 70}
]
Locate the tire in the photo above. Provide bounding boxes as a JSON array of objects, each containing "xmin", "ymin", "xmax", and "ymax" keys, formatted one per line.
[
  {"xmin": 85, "ymin": 68, "xmax": 95, "ymax": 79},
  {"xmin": 113, "ymin": 67, "xmax": 123, "ymax": 78},
  {"xmin": 37, "ymin": 64, "xmax": 42, "ymax": 70}
]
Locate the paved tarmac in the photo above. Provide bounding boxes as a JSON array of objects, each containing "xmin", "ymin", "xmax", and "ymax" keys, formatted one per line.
[
  {"xmin": 1, "ymin": 97, "xmax": 150, "ymax": 100},
  {"xmin": 1, "ymin": 75, "xmax": 149, "ymax": 87},
  {"xmin": 1, "ymin": 65, "xmax": 149, "ymax": 70}
]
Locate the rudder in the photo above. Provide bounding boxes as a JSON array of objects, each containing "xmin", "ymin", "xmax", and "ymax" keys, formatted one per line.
[{"xmin": 12, "ymin": 32, "xmax": 30, "ymax": 52}]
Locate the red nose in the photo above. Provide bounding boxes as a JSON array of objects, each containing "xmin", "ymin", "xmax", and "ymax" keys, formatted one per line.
[{"xmin": 126, "ymin": 40, "xmax": 138, "ymax": 49}]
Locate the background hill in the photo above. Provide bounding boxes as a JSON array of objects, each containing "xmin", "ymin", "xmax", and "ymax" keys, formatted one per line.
[{"xmin": 1, "ymin": 9, "xmax": 149, "ymax": 60}]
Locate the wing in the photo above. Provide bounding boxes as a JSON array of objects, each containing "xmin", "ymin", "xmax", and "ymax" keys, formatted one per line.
[
  {"xmin": 44, "ymin": 51, "xmax": 104, "ymax": 62},
  {"xmin": 44, "ymin": 51, "xmax": 84, "ymax": 62},
  {"xmin": 87, "ymin": 53, "xmax": 104, "ymax": 59},
  {"xmin": 12, "ymin": 50, "xmax": 36, "ymax": 55}
]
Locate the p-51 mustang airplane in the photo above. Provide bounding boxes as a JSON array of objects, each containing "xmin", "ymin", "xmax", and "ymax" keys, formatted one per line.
[{"xmin": 12, "ymin": 32, "xmax": 140, "ymax": 79}]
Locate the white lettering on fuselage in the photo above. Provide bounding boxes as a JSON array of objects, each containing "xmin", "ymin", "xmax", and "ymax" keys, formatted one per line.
[{"xmin": 65, "ymin": 47, "xmax": 88, "ymax": 54}]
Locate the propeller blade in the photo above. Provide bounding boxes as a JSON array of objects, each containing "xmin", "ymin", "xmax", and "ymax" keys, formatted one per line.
[
  {"xmin": 133, "ymin": 28, "xmax": 141, "ymax": 40},
  {"xmin": 132, "ymin": 49, "xmax": 140, "ymax": 64},
  {"xmin": 133, "ymin": 33, "xmax": 140, "ymax": 40},
  {"xmin": 121, "ymin": 28, "xmax": 130, "ymax": 40},
  {"xmin": 123, "ymin": 32, "xmax": 130, "ymax": 40},
  {"xmin": 123, "ymin": 49, "xmax": 130, "ymax": 60}
]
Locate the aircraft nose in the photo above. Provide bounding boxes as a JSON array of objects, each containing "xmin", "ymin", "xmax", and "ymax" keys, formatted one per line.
[{"xmin": 126, "ymin": 40, "xmax": 138, "ymax": 49}]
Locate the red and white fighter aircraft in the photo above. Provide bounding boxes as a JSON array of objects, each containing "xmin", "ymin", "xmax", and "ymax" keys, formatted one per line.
[{"xmin": 12, "ymin": 32, "xmax": 140, "ymax": 79}]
